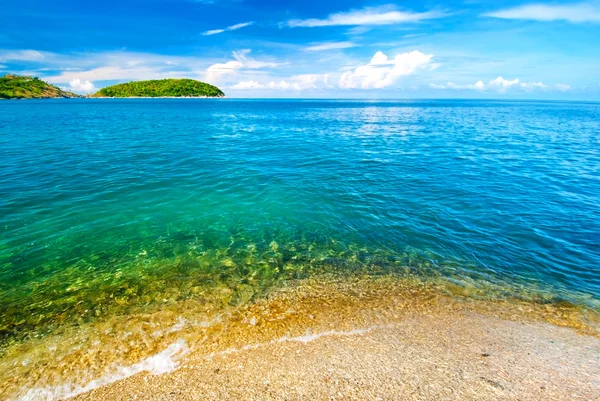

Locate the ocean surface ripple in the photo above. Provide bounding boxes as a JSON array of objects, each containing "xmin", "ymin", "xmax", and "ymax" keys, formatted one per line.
[{"xmin": 1, "ymin": 99, "xmax": 599, "ymax": 343}]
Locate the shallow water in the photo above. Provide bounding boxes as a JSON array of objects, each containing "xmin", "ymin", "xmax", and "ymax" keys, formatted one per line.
[{"xmin": 1, "ymin": 99, "xmax": 599, "ymax": 398}]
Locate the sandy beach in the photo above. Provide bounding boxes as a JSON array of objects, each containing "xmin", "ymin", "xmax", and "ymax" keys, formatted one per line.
[
  {"xmin": 59, "ymin": 276, "xmax": 600, "ymax": 401},
  {"xmin": 72, "ymin": 316, "xmax": 600, "ymax": 401}
]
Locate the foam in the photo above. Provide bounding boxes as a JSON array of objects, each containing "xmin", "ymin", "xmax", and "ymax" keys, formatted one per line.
[
  {"xmin": 13, "ymin": 339, "xmax": 189, "ymax": 401},
  {"xmin": 11, "ymin": 327, "xmax": 376, "ymax": 401},
  {"xmin": 208, "ymin": 325, "xmax": 383, "ymax": 359}
]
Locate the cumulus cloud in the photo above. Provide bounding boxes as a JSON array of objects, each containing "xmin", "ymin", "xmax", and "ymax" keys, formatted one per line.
[
  {"xmin": 483, "ymin": 2, "xmax": 600, "ymax": 23},
  {"xmin": 67, "ymin": 78, "xmax": 96, "ymax": 93},
  {"xmin": 204, "ymin": 49, "xmax": 281, "ymax": 82},
  {"xmin": 202, "ymin": 21, "xmax": 254, "ymax": 36},
  {"xmin": 429, "ymin": 77, "xmax": 570, "ymax": 92},
  {"xmin": 487, "ymin": 76, "xmax": 520, "ymax": 91},
  {"xmin": 339, "ymin": 50, "xmax": 434, "ymax": 89},
  {"xmin": 205, "ymin": 60, "xmax": 244, "ymax": 80},
  {"xmin": 304, "ymin": 41, "xmax": 358, "ymax": 51},
  {"xmin": 287, "ymin": 5, "xmax": 445, "ymax": 27}
]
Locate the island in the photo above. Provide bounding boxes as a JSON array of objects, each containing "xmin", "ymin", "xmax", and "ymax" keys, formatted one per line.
[
  {"xmin": 91, "ymin": 78, "xmax": 225, "ymax": 98},
  {"xmin": 0, "ymin": 74, "xmax": 80, "ymax": 99}
]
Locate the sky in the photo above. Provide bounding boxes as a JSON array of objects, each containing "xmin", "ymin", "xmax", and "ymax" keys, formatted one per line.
[{"xmin": 1, "ymin": 0, "xmax": 599, "ymax": 99}]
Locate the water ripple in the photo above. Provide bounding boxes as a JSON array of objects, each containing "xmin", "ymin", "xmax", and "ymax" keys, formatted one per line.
[{"xmin": 0, "ymin": 99, "xmax": 599, "ymax": 341}]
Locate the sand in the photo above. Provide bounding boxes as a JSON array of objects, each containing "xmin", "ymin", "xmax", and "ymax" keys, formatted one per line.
[{"xmin": 67, "ymin": 277, "xmax": 600, "ymax": 401}]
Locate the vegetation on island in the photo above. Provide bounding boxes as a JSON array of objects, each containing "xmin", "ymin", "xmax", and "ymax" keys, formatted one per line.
[
  {"xmin": 92, "ymin": 78, "xmax": 225, "ymax": 98},
  {"xmin": 0, "ymin": 74, "xmax": 80, "ymax": 99}
]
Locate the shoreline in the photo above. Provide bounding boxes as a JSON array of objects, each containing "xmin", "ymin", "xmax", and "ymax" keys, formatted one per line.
[
  {"xmin": 74, "ymin": 314, "xmax": 600, "ymax": 401},
  {"xmin": 3, "ymin": 275, "xmax": 599, "ymax": 401}
]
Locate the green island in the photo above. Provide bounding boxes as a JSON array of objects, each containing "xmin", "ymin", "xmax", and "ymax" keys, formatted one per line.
[
  {"xmin": 92, "ymin": 78, "xmax": 225, "ymax": 98},
  {"xmin": 0, "ymin": 74, "xmax": 80, "ymax": 99},
  {"xmin": 0, "ymin": 75, "xmax": 225, "ymax": 99}
]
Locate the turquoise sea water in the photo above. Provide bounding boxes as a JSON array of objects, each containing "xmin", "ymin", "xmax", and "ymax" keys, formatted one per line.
[{"xmin": 1, "ymin": 99, "xmax": 599, "ymax": 349}]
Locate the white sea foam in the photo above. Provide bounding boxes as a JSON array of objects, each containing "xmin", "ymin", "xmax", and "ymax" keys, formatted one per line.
[
  {"xmin": 14, "ymin": 339, "xmax": 189, "ymax": 401},
  {"xmin": 14, "ymin": 325, "xmax": 386, "ymax": 401},
  {"xmin": 208, "ymin": 325, "xmax": 387, "ymax": 358}
]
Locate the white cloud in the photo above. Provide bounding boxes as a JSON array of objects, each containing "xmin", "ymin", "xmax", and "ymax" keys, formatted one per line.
[
  {"xmin": 346, "ymin": 26, "xmax": 371, "ymax": 35},
  {"xmin": 35, "ymin": 51, "xmax": 215, "ymax": 85},
  {"xmin": 487, "ymin": 76, "xmax": 520, "ymax": 91},
  {"xmin": 471, "ymin": 81, "xmax": 486, "ymax": 90},
  {"xmin": 231, "ymin": 74, "xmax": 324, "ymax": 91},
  {"xmin": 66, "ymin": 78, "xmax": 96, "ymax": 93},
  {"xmin": 6, "ymin": 50, "xmax": 278, "ymax": 88},
  {"xmin": 430, "ymin": 77, "xmax": 570, "ymax": 92},
  {"xmin": 231, "ymin": 80, "xmax": 264, "ymax": 89},
  {"xmin": 483, "ymin": 3, "xmax": 600, "ymax": 23},
  {"xmin": 204, "ymin": 49, "xmax": 281, "ymax": 83},
  {"xmin": 0, "ymin": 49, "xmax": 46, "ymax": 62},
  {"xmin": 233, "ymin": 49, "xmax": 281, "ymax": 69},
  {"xmin": 519, "ymin": 81, "xmax": 548, "ymax": 90},
  {"xmin": 287, "ymin": 5, "xmax": 446, "ymax": 27},
  {"xmin": 429, "ymin": 83, "xmax": 446, "ymax": 89},
  {"xmin": 270, "ymin": 74, "xmax": 318, "ymax": 90},
  {"xmin": 205, "ymin": 60, "xmax": 244, "ymax": 80},
  {"xmin": 45, "ymin": 65, "xmax": 191, "ymax": 83},
  {"xmin": 339, "ymin": 50, "xmax": 434, "ymax": 89},
  {"xmin": 203, "ymin": 29, "xmax": 225, "ymax": 36},
  {"xmin": 304, "ymin": 41, "xmax": 358, "ymax": 51},
  {"xmin": 202, "ymin": 21, "xmax": 254, "ymax": 36},
  {"xmin": 228, "ymin": 22, "xmax": 254, "ymax": 30}
]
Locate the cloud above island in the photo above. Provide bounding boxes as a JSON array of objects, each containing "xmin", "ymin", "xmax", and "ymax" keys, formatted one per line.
[
  {"xmin": 66, "ymin": 78, "xmax": 96, "ymax": 93},
  {"xmin": 204, "ymin": 49, "xmax": 282, "ymax": 83}
]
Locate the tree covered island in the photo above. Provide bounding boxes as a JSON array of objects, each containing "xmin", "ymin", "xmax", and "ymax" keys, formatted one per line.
[
  {"xmin": 0, "ymin": 74, "xmax": 80, "ymax": 99},
  {"xmin": 92, "ymin": 78, "xmax": 225, "ymax": 98}
]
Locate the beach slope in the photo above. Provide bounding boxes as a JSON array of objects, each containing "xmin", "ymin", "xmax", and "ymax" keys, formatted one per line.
[{"xmin": 72, "ymin": 278, "xmax": 600, "ymax": 401}]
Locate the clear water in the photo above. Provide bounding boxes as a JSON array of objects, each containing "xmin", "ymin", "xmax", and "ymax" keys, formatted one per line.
[{"xmin": 1, "ymin": 98, "xmax": 599, "ymax": 351}]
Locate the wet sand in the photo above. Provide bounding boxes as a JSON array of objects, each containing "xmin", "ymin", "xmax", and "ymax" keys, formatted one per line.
[{"xmin": 69, "ymin": 276, "xmax": 600, "ymax": 401}]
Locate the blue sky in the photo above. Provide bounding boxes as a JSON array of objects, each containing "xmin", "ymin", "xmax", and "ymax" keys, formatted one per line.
[{"xmin": 1, "ymin": 0, "xmax": 599, "ymax": 99}]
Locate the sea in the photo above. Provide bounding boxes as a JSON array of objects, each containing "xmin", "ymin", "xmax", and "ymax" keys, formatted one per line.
[{"xmin": 1, "ymin": 99, "xmax": 599, "ymax": 400}]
